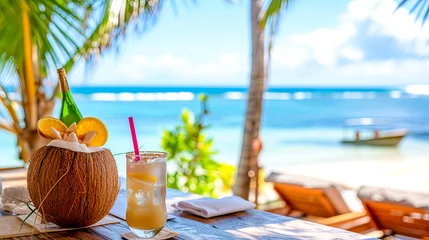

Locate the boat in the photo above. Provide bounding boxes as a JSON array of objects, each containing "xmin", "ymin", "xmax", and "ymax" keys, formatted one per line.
[{"xmin": 341, "ymin": 118, "xmax": 408, "ymax": 147}]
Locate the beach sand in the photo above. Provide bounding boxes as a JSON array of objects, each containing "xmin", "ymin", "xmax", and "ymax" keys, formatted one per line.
[{"xmin": 265, "ymin": 153, "xmax": 429, "ymax": 194}]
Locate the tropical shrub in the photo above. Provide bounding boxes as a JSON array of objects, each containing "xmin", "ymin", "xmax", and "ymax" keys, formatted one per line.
[{"xmin": 161, "ymin": 94, "xmax": 235, "ymax": 197}]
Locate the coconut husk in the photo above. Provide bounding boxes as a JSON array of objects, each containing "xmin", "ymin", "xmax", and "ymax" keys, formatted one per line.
[{"xmin": 27, "ymin": 146, "xmax": 119, "ymax": 228}]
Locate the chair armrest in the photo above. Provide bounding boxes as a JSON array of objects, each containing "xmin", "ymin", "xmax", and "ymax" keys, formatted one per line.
[
  {"xmin": 317, "ymin": 212, "xmax": 367, "ymax": 225},
  {"xmin": 264, "ymin": 207, "xmax": 290, "ymax": 216},
  {"xmin": 362, "ymin": 230, "xmax": 384, "ymax": 239},
  {"xmin": 316, "ymin": 212, "xmax": 371, "ymax": 232}
]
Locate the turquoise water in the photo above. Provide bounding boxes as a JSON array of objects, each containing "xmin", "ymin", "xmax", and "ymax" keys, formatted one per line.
[{"xmin": 2, "ymin": 86, "xmax": 429, "ymax": 175}]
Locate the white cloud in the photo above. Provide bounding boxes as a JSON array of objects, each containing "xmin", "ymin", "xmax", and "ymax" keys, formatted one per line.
[
  {"xmin": 272, "ymin": 45, "xmax": 309, "ymax": 69},
  {"xmin": 347, "ymin": 0, "xmax": 429, "ymax": 56},
  {"xmin": 291, "ymin": 28, "xmax": 353, "ymax": 67},
  {"xmin": 342, "ymin": 0, "xmax": 377, "ymax": 21},
  {"xmin": 269, "ymin": 59, "xmax": 429, "ymax": 86},
  {"xmin": 118, "ymin": 52, "xmax": 245, "ymax": 79},
  {"xmin": 71, "ymin": 0, "xmax": 429, "ymax": 86},
  {"xmin": 272, "ymin": 6, "xmax": 361, "ymax": 68},
  {"xmin": 69, "ymin": 51, "xmax": 248, "ymax": 86},
  {"xmin": 76, "ymin": 52, "xmax": 248, "ymax": 85},
  {"xmin": 340, "ymin": 46, "xmax": 364, "ymax": 61},
  {"xmin": 270, "ymin": 0, "xmax": 429, "ymax": 84},
  {"xmin": 339, "ymin": 59, "xmax": 429, "ymax": 77}
]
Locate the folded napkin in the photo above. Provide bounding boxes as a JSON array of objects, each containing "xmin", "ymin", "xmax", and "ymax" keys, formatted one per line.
[
  {"xmin": 172, "ymin": 196, "xmax": 256, "ymax": 218},
  {"xmin": 0, "ymin": 186, "xmax": 31, "ymax": 215}
]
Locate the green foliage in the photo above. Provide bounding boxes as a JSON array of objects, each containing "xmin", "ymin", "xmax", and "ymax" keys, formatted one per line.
[
  {"xmin": 162, "ymin": 94, "xmax": 235, "ymax": 198},
  {"xmin": 0, "ymin": 0, "xmax": 165, "ymax": 79},
  {"xmin": 0, "ymin": 0, "xmax": 167, "ymax": 136},
  {"xmin": 260, "ymin": 0, "xmax": 294, "ymax": 29}
]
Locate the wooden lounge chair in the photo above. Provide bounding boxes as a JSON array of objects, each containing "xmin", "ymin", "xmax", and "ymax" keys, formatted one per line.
[
  {"xmin": 264, "ymin": 172, "xmax": 371, "ymax": 233},
  {"xmin": 358, "ymin": 186, "xmax": 429, "ymax": 239}
]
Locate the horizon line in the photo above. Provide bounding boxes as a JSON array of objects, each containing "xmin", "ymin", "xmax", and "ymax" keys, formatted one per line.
[{"xmin": 68, "ymin": 84, "xmax": 423, "ymax": 88}]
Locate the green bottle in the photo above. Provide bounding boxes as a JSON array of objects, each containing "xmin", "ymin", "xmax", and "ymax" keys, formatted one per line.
[{"xmin": 57, "ymin": 68, "xmax": 83, "ymax": 126}]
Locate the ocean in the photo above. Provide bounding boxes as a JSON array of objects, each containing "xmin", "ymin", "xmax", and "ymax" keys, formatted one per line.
[{"xmin": 2, "ymin": 86, "xmax": 429, "ymax": 176}]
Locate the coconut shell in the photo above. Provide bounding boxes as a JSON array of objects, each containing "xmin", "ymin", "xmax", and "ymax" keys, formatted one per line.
[{"xmin": 27, "ymin": 146, "xmax": 119, "ymax": 228}]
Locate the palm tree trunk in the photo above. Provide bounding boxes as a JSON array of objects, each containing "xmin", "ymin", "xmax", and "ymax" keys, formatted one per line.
[
  {"xmin": 21, "ymin": 0, "xmax": 37, "ymax": 129},
  {"xmin": 18, "ymin": 96, "xmax": 54, "ymax": 163},
  {"xmin": 233, "ymin": 0, "xmax": 265, "ymax": 200},
  {"xmin": 18, "ymin": 130, "xmax": 48, "ymax": 162},
  {"xmin": 18, "ymin": 3, "xmax": 53, "ymax": 163}
]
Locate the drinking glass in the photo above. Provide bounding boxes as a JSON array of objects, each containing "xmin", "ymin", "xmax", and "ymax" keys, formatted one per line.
[{"xmin": 126, "ymin": 151, "xmax": 167, "ymax": 238}]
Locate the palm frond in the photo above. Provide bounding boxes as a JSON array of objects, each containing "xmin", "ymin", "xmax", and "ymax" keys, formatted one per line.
[
  {"xmin": 397, "ymin": 0, "xmax": 429, "ymax": 24},
  {"xmin": 29, "ymin": 0, "xmax": 88, "ymax": 77},
  {"xmin": 0, "ymin": 0, "xmax": 90, "ymax": 94},
  {"xmin": 0, "ymin": 0, "xmax": 176, "ymax": 84},
  {"xmin": 260, "ymin": 0, "xmax": 294, "ymax": 85},
  {"xmin": 0, "ymin": 0, "xmax": 182, "ymax": 108},
  {"xmin": 0, "ymin": 54, "xmax": 18, "ymax": 88},
  {"xmin": 80, "ymin": 0, "xmax": 166, "ymax": 69},
  {"xmin": 0, "ymin": 53, "xmax": 21, "ymax": 130},
  {"xmin": 265, "ymin": 13, "xmax": 279, "ymax": 84},
  {"xmin": 44, "ymin": 0, "xmax": 174, "ymax": 98},
  {"xmin": 260, "ymin": 0, "xmax": 294, "ymax": 29}
]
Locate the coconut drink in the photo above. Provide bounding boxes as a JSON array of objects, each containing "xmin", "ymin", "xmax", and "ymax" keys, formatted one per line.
[{"xmin": 26, "ymin": 69, "xmax": 119, "ymax": 228}]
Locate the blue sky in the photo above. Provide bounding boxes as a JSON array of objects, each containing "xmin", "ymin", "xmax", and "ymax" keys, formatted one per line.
[{"xmin": 69, "ymin": 0, "xmax": 429, "ymax": 87}]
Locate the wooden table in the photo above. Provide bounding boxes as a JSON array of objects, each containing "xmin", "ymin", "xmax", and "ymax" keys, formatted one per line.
[{"xmin": 1, "ymin": 187, "xmax": 375, "ymax": 240}]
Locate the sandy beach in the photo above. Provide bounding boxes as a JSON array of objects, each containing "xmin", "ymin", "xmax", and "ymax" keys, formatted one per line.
[{"xmin": 266, "ymin": 153, "xmax": 429, "ymax": 194}]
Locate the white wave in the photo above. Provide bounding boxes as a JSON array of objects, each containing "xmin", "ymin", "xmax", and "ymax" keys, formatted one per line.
[
  {"xmin": 224, "ymin": 92, "xmax": 244, "ymax": 100},
  {"xmin": 144, "ymin": 92, "xmax": 194, "ymax": 101},
  {"xmin": 264, "ymin": 92, "xmax": 291, "ymax": 100},
  {"xmin": 390, "ymin": 90, "xmax": 402, "ymax": 99},
  {"xmin": 90, "ymin": 93, "xmax": 118, "ymax": 101},
  {"xmin": 117, "ymin": 92, "xmax": 136, "ymax": 101},
  {"xmin": 332, "ymin": 93, "xmax": 344, "ymax": 99},
  {"xmin": 135, "ymin": 93, "xmax": 156, "ymax": 101},
  {"xmin": 90, "ymin": 92, "xmax": 194, "ymax": 101},
  {"xmin": 405, "ymin": 84, "xmax": 429, "ymax": 95},
  {"xmin": 73, "ymin": 94, "xmax": 87, "ymax": 100},
  {"xmin": 293, "ymin": 92, "xmax": 312, "ymax": 100},
  {"xmin": 341, "ymin": 92, "xmax": 376, "ymax": 99},
  {"xmin": 367, "ymin": 92, "xmax": 376, "ymax": 99}
]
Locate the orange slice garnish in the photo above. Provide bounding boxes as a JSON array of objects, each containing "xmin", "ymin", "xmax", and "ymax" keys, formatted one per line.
[
  {"xmin": 37, "ymin": 117, "xmax": 68, "ymax": 139},
  {"xmin": 128, "ymin": 172, "xmax": 157, "ymax": 184},
  {"xmin": 76, "ymin": 117, "xmax": 108, "ymax": 146}
]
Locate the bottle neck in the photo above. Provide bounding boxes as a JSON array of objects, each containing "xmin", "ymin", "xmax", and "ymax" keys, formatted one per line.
[{"xmin": 57, "ymin": 68, "xmax": 70, "ymax": 93}]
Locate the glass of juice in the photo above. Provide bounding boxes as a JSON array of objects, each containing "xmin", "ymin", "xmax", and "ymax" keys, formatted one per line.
[{"xmin": 126, "ymin": 151, "xmax": 167, "ymax": 238}]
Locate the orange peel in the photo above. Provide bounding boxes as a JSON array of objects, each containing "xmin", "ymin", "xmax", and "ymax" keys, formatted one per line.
[
  {"xmin": 76, "ymin": 117, "xmax": 108, "ymax": 147},
  {"xmin": 37, "ymin": 117, "xmax": 68, "ymax": 140},
  {"xmin": 37, "ymin": 117, "xmax": 108, "ymax": 147},
  {"xmin": 128, "ymin": 172, "xmax": 157, "ymax": 184}
]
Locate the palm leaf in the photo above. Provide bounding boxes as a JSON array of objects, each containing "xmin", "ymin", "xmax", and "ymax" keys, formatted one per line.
[
  {"xmin": 0, "ymin": 0, "xmax": 178, "ymax": 90},
  {"xmin": 397, "ymin": 0, "xmax": 429, "ymax": 24},
  {"xmin": 80, "ymin": 0, "xmax": 166, "ymax": 68},
  {"xmin": 0, "ymin": 0, "xmax": 185, "ymax": 125},
  {"xmin": 0, "ymin": 0, "xmax": 186, "ymax": 161},
  {"xmin": 259, "ymin": 0, "xmax": 294, "ymax": 85},
  {"xmin": 261, "ymin": 0, "xmax": 294, "ymax": 29}
]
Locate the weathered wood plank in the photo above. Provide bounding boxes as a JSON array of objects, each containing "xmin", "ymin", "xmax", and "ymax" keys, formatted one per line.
[
  {"xmin": 165, "ymin": 217, "xmax": 242, "ymax": 239},
  {"xmin": 1, "ymin": 187, "xmax": 373, "ymax": 239}
]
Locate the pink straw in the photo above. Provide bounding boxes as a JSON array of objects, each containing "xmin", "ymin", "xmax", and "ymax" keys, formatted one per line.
[{"xmin": 128, "ymin": 117, "xmax": 141, "ymax": 162}]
